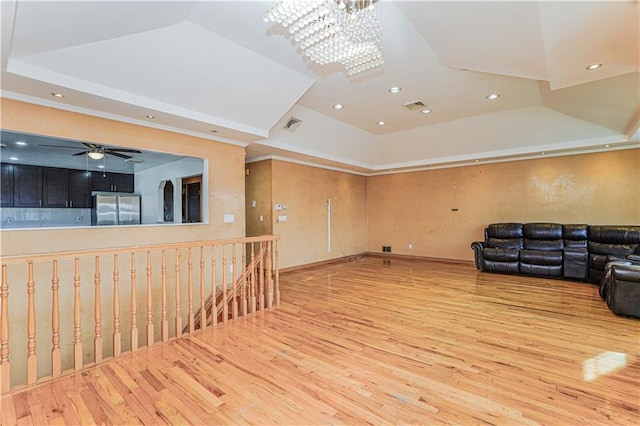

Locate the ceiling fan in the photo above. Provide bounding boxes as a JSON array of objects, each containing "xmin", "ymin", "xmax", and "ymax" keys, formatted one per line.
[{"xmin": 39, "ymin": 142, "xmax": 142, "ymax": 160}]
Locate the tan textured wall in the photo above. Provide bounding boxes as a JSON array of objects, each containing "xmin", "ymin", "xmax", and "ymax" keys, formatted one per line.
[
  {"xmin": 368, "ymin": 149, "xmax": 640, "ymax": 261},
  {"xmin": 1, "ymin": 98, "xmax": 246, "ymax": 256},
  {"xmin": 271, "ymin": 160, "xmax": 368, "ymax": 269},
  {"xmin": 245, "ymin": 160, "xmax": 273, "ymax": 237}
]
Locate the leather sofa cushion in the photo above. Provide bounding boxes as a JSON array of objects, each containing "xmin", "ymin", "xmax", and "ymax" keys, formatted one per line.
[
  {"xmin": 520, "ymin": 249, "xmax": 563, "ymax": 265},
  {"xmin": 588, "ymin": 242, "xmax": 638, "ymax": 256},
  {"xmin": 520, "ymin": 264, "xmax": 562, "ymax": 277},
  {"xmin": 487, "ymin": 237, "xmax": 523, "ymax": 249},
  {"xmin": 523, "ymin": 223, "xmax": 563, "ymax": 239},
  {"xmin": 483, "ymin": 248, "xmax": 520, "ymax": 262},
  {"xmin": 564, "ymin": 240, "xmax": 587, "ymax": 248},
  {"xmin": 588, "ymin": 226, "xmax": 640, "ymax": 244},
  {"xmin": 483, "ymin": 260, "xmax": 519, "ymax": 274},
  {"xmin": 563, "ymin": 224, "xmax": 588, "ymax": 240},
  {"xmin": 524, "ymin": 239, "xmax": 563, "ymax": 251},
  {"xmin": 487, "ymin": 223, "xmax": 523, "ymax": 239},
  {"xmin": 589, "ymin": 254, "xmax": 609, "ymax": 270},
  {"xmin": 613, "ymin": 264, "xmax": 640, "ymax": 283}
]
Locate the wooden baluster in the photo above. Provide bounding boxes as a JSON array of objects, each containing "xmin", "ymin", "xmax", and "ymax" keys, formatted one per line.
[
  {"xmin": 199, "ymin": 246, "xmax": 206, "ymax": 330},
  {"xmin": 266, "ymin": 241, "xmax": 273, "ymax": 309},
  {"xmin": 275, "ymin": 239, "xmax": 280, "ymax": 307},
  {"xmin": 188, "ymin": 248, "xmax": 194, "ymax": 334},
  {"xmin": 241, "ymin": 242, "xmax": 247, "ymax": 317},
  {"xmin": 113, "ymin": 254, "xmax": 121, "ymax": 357},
  {"xmin": 146, "ymin": 251, "xmax": 154, "ymax": 347},
  {"xmin": 232, "ymin": 244, "xmax": 238, "ymax": 320},
  {"xmin": 258, "ymin": 242, "xmax": 265, "ymax": 311},
  {"xmin": 130, "ymin": 253, "xmax": 138, "ymax": 351},
  {"xmin": 27, "ymin": 262, "xmax": 37, "ymax": 384},
  {"xmin": 1, "ymin": 265, "xmax": 11, "ymax": 392},
  {"xmin": 175, "ymin": 249, "xmax": 182, "ymax": 337},
  {"xmin": 51, "ymin": 261, "xmax": 61, "ymax": 377},
  {"xmin": 161, "ymin": 250, "xmax": 168, "ymax": 342},
  {"xmin": 94, "ymin": 257, "xmax": 102, "ymax": 364},
  {"xmin": 250, "ymin": 242, "xmax": 256, "ymax": 314},
  {"xmin": 73, "ymin": 258, "xmax": 82, "ymax": 370},
  {"xmin": 222, "ymin": 246, "xmax": 228, "ymax": 322},
  {"xmin": 211, "ymin": 246, "xmax": 217, "ymax": 327}
]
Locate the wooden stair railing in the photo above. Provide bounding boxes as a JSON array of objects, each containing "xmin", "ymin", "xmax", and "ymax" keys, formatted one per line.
[
  {"xmin": 189, "ymin": 240, "xmax": 274, "ymax": 331},
  {"xmin": 0, "ymin": 235, "xmax": 280, "ymax": 395}
]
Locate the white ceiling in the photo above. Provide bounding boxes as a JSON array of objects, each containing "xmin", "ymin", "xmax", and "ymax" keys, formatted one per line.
[{"xmin": 1, "ymin": 0, "xmax": 638, "ymax": 175}]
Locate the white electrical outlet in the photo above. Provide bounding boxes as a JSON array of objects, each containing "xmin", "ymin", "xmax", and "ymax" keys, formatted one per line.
[
  {"xmin": 408, "ymin": 243, "xmax": 413, "ymax": 249},
  {"xmin": 223, "ymin": 214, "xmax": 235, "ymax": 223},
  {"xmin": 278, "ymin": 215, "xmax": 287, "ymax": 222},
  {"xmin": 259, "ymin": 215, "xmax": 264, "ymax": 222}
]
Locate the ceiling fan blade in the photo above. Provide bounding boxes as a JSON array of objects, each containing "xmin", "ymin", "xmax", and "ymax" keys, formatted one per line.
[
  {"xmin": 72, "ymin": 151, "xmax": 90, "ymax": 156},
  {"xmin": 108, "ymin": 148, "xmax": 142, "ymax": 154},
  {"xmin": 107, "ymin": 151, "xmax": 132, "ymax": 159},
  {"xmin": 83, "ymin": 143, "xmax": 99, "ymax": 149}
]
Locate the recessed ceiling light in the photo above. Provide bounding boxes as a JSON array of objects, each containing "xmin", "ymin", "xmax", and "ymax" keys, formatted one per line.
[
  {"xmin": 50, "ymin": 92, "xmax": 64, "ymax": 98},
  {"xmin": 333, "ymin": 104, "xmax": 344, "ymax": 109},
  {"xmin": 9, "ymin": 157, "xmax": 18, "ymax": 161},
  {"xmin": 377, "ymin": 121, "xmax": 386, "ymax": 126},
  {"xmin": 98, "ymin": 165, "xmax": 105, "ymax": 169},
  {"xmin": 474, "ymin": 159, "xmax": 479, "ymax": 162},
  {"xmin": 420, "ymin": 108, "xmax": 432, "ymax": 114},
  {"xmin": 388, "ymin": 87, "xmax": 401, "ymax": 94},
  {"xmin": 540, "ymin": 152, "xmax": 546, "ymax": 155},
  {"xmin": 604, "ymin": 144, "xmax": 610, "ymax": 148},
  {"xmin": 586, "ymin": 63, "xmax": 602, "ymax": 70},
  {"xmin": 485, "ymin": 93, "xmax": 500, "ymax": 100},
  {"xmin": 146, "ymin": 114, "xmax": 155, "ymax": 119},
  {"xmin": 15, "ymin": 141, "xmax": 27, "ymax": 146}
]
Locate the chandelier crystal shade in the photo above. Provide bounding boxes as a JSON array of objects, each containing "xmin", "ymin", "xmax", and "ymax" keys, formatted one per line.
[{"xmin": 264, "ymin": 0, "xmax": 384, "ymax": 76}]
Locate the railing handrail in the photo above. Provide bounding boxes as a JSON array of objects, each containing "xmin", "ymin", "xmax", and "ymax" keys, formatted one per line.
[{"xmin": 0, "ymin": 234, "xmax": 280, "ymax": 264}]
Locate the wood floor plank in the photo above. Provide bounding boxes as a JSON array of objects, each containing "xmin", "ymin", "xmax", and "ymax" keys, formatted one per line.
[{"xmin": 2, "ymin": 256, "xmax": 639, "ymax": 425}]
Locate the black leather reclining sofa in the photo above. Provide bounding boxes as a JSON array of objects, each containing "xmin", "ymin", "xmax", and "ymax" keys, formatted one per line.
[{"xmin": 471, "ymin": 223, "xmax": 640, "ymax": 318}]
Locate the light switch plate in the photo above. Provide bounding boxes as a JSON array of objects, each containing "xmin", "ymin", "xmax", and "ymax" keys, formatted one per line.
[
  {"xmin": 223, "ymin": 214, "xmax": 235, "ymax": 223},
  {"xmin": 275, "ymin": 203, "xmax": 283, "ymax": 210},
  {"xmin": 278, "ymin": 215, "xmax": 287, "ymax": 222}
]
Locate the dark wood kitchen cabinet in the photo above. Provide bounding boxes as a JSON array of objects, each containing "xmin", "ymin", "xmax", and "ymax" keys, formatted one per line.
[
  {"xmin": 42, "ymin": 167, "xmax": 69, "ymax": 207},
  {"xmin": 13, "ymin": 165, "xmax": 43, "ymax": 207},
  {"xmin": 1, "ymin": 163, "xmax": 14, "ymax": 207},
  {"xmin": 68, "ymin": 169, "xmax": 92, "ymax": 208},
  {"xmin": 92, "ymin": 171, "xmax": 134, "ymax": 193}
]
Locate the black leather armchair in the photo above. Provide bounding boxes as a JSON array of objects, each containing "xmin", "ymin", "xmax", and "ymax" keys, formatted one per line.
[
  {"xmin": 588, "ymin": 226, "xmax": 640, "ymax": 284},
  {"xmin": 600, "ymin": 255, "xmax": 640, "ymax": 318}
]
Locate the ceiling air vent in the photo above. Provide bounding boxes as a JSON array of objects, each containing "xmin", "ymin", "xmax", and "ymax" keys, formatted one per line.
[
  {"xmin": 403, "ymin": 100, "xmax": 426, "ymax": 111},
  {"xmin": 283, "ymin": 116, "xmax": 303, "ymax": 132}
]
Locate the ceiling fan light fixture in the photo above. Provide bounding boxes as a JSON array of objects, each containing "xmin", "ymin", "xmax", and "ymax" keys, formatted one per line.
[{"xmin": 88, "ymin": 150, "xmax": 105, "ymax": 160}]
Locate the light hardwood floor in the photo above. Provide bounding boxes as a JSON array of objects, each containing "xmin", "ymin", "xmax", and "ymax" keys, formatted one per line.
[{"xmin": 2, "ymin": 256, "xmax": 639, "ymax": 425}]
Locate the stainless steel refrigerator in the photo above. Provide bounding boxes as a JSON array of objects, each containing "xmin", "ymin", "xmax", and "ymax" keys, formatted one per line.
[{"xmin": 92, "ymin": 193, "xmax": 141, "ymax": 226}]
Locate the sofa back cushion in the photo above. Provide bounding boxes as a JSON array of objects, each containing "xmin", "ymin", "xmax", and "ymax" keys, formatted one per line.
[
  {"xmin": 563, "ymin": 224, "xmax": 588, "ymax": 248},
  {"xmin": 523, "ymin": 223, "xmax": 563, "ymax": 251},
  {"xmin": 588, "ymin": 226, "xmax": 640, "ymax": 256},
  {"xmin": 486, "ymin": 223, "xmax": 523, "ymax": 249}
]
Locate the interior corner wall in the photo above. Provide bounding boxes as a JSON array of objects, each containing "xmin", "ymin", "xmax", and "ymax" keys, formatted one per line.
[
  {"xmin": 367, "ymin": 148, "xmax": 640, "ymax": 262},
  {"xmin": 271, "ymin": 160, "xmax": 368, "ymax": 269},
  {"xmin": 245, "ymin": 160, "xmax": 273, "ymax": 237},
  {"xmin": 0, "ymin": 98, "xmax": 246, "ymax": 256}
]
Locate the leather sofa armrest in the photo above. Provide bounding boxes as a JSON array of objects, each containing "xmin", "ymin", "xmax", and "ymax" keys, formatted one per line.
[
  {"xmin": 609, "ymin": 264, "xmax": 640, "ymax": 318},
  {"xmin": 471, "ymin": 241, "xmax": 486, "ymax": 271},
  {"xmin": 626, "ymin": 254, "xmax": 640, "ymax": 264}
]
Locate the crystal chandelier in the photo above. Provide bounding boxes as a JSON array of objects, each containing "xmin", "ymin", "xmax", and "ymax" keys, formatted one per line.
[{"xmin": 263, "ymin": 0, "xmax": 384, "ymax": 76}]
